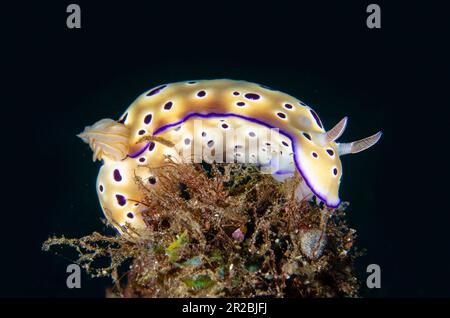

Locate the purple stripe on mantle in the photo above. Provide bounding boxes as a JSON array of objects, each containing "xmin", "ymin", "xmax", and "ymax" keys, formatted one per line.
[{"xmin": 128, "ymin": 112, "xmax": 340, "ymax": 208}]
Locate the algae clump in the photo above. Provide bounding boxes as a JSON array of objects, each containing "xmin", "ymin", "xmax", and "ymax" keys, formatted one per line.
[{"xmin": 43, "ymin": 161, "xmax": 361, "ymax": 297}]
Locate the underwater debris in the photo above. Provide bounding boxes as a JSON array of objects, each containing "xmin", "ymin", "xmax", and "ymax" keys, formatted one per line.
[
  {"xmin": 43, "ymin": 161, "xmax": 362, "ymax": 297},
  {"xmin": 299, "ymin": 229, "xmax": 327, "ymax": 260}
]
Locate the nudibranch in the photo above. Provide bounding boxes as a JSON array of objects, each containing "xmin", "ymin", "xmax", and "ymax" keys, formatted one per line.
[{"xmin": 78, "ymin": 79, "xmax": 381, "ymax": 235}]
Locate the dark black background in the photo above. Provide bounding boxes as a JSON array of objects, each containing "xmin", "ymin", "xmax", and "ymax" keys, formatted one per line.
[{"xmin": 3, "ymin": 0, "xmax": 449, "ymax": 298}]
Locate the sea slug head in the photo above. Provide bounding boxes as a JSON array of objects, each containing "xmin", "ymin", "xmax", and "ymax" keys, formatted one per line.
[{"xmin": 295, "ymin": 116, "xmax": 382, "ymax": 208}]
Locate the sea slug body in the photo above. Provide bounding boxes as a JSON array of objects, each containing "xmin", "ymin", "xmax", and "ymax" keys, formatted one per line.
[{"xmin": 78, "ymin": 79, "xmax": 382, "ymax": 235}]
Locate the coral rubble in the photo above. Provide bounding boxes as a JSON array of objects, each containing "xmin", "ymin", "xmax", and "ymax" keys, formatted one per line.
[{"xmin": 43, "ymin": 161, "xmax": 361, "ymax": 297}]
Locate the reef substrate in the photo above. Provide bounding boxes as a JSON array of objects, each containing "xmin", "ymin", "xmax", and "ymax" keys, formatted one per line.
[{"xmin": 43, "ymin": 161, "xmax": 361, "ymax": 297}]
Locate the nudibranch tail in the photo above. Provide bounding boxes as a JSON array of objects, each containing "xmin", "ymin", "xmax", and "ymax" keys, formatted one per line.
[
  {"xmin": 337, "ymin": 131, "xmax": 382, "ymax": 155},
  {"xmin": 78, "ymin": 118, "xmax": 130, "ymax": 161}
]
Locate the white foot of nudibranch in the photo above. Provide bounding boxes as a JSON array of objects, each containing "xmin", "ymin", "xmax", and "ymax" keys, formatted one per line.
[
  {"xmin": 78, "ymin": 118, "xmax": 130, "ymax": 162},
  {"xmin": 270, "ymin": 170, "xmax": 314, "ymax": 203},
  {"xmin": 295, "ymin": 180, "xmax": 314, "ymax": 202}
]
